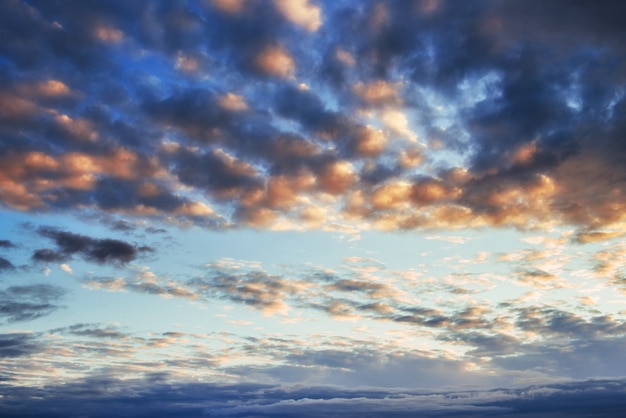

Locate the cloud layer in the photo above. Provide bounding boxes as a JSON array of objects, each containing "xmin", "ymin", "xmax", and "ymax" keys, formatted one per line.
[
  {"xmin": 0, "ymin": 0, "xmax": 624, "ymax": 239},
  {"xmin": 1, "ymin": 377, "xmax": 626, "ymax": 417}
]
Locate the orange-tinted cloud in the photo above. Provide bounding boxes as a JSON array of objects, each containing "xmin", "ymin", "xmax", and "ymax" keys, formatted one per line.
[{"xmin": 255, "ymin": 45, "xmax": 296, "ymax": 78}]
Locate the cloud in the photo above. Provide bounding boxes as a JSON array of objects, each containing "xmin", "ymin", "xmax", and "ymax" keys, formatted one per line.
[
  {"xmin": 59, "ymin": 263, "xmax": 73, "ymax": 275},
  {"xmin": 0, "ymin": 240, "xmax": 16, "ymax": 248},
  {"xmin": 0, "ymin": 284, "xmax": 65, "ymax": 323},
  {"xmin": 572, "ymin": 229, "xmax": 625, "ymax": 244},
  {"xmin": 353, "ymin": 80, "xmax": 402, "ymax": 106},
  {"xmin": 82, "ymin": 270, "xmax": 199, "ymax": 301},
  {"xmin": 34, "ymin": 227, "xmax": 153, "ymax": 266}
]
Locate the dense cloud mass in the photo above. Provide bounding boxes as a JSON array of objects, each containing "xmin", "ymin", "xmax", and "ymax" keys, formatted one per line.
[{"xmin": 0, "ymin": 0, "xmax": 623, "ymax": 238}]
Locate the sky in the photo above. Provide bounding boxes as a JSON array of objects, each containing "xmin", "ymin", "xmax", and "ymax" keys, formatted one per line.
[{"xmin": 1, "ymin": 0, "xmax": 626, "ymax": 416}]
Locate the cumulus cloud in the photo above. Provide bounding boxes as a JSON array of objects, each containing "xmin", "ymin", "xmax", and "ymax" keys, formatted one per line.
[
  {"xmin": 254, "ymin": 44, "xmax": 296, "ymax": 78},
  {"xmin": 273, "ymin": 0, "xmax": 322, "ymax": 32}
]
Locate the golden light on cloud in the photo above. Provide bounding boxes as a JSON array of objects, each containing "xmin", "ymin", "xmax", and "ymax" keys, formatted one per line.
[
  {"xmin": 176, "ymin": 201, "xmax": 216, "ymax": 217},
  {"xmin": 55, "ymin": 114, "xmax": 98, "ymax": 141},
  {"xmin": 23, "ymin": 152, "xmax": 59, "ymax": 171},
  {"xmin": 273, "ymin": 0, "xmax": 322, "ymax": 32},
  {"xmin": 63, "ymin": 148, "xmax": 140, "ymax": 180},
  {"xmin": 0, "ymin": 92, "xmax": 38, "ymax": 118},
  {"xmin": 175, "ymin": 52, "xmax": 200, "ymax": 72},
  {"xmin": 353, "ymin": 80, "xmax": 401, "ymax": 104},
  {"xmin": 510, "ymin": 141, "xmax": 538, "ymax": 165},
  {"xmin": 300, "ymin": 204, "xmax": 327, "ymax": 226},
  {"xmin": 318, "ymin": 161, "xmax": 356, "ymax": 195},
  {"xmin": 219, "ymin": 93, "xmax": 248, "ymax": 111},
  {"xmin": 354, "ymin": 125, "xmax": 387, "ymax": 156},
  {"xmin": 255, "ymin": 45, "xmax": 296, "ymax": 78},
  {"xmin": 398, "ymin": 148, "xmax": 423, "ymax": 168},
  {"xmin": 210, "ymin": 0, "xmax": 247, "ymax": 14},
  {"xmin": 336, "ymin": 48, "xmax": 356, "ymax": 66},
  {"xmin": 411, "ymin": 181, "xmax": 456, "ymax": 205},
  {"xmin": 266, "ymin": 176, "xmax": 300, "ymax": 209},
  {"xmin": 0, "ymin": 178, "xmax": 43, "ymax": 211},
  {"xmin": 95, "ymin": 26, "xmax": 123, "ymax": 43},
  {"xmin": 64, "ymin": 173, "xmax": 97, "ymax": 190}
]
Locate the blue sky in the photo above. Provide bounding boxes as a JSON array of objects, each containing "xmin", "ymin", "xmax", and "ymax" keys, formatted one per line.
[{"xmin": 1, "ymin": 0, "xmax": 626, "ymax": 416}]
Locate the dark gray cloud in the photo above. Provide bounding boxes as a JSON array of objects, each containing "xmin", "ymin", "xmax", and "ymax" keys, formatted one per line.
[
  {"xmin": 0, "ymin": 333, "xmax": 42, "ymax": 358},
  {"xmin": 34, "ymin": 227, "xmax": 152, "ymax": 265},
  {"xmin": 0, "ymin": 376, "xmax": 625, "ymax": 417},
  {"xmin": 169, "ymin": 147, "xmax": 263, "ymax": 199},
  {"xmin": 31, "ymin": 248, "xmax": 68, "ymax": 264},
  {"xmin": 0, "ymin": 240, "xmax": 16, "ymax": 248},
  {"xmin": 143, "ymin": 88, "xmax": 236, "ymax": 142},
  {"xmin": 49, "ymin": 323, "xmax": 129, "ymax": 340},
  {"xmin": 0, "ymin": 256, "xmax": 15, "ymax": 271},
  {"xmin": 0, "ymin": 284, "xmax": 65, "ymax": 323}
]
